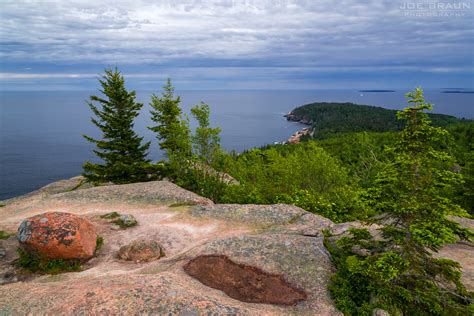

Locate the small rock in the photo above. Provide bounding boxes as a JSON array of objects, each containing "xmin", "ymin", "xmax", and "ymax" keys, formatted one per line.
[
  {"xmin": 0, "ymin": 246, "xmax": 6, "ymax": 259},
  {"xmin": 117, "ymin": 239, "xmax": 163, "ymax": 263},
  {"xmin": 17, "ymin": 212, "xmax": 97, "ymax": 260},
  {"xmin": 114, "ymin": 214, "xmax": 138, "ymax": 228}
]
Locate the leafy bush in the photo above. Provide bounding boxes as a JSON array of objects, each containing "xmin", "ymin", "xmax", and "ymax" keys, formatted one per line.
[
  {"xmin": 217, "ymin": 142, "xmax": 366, "ymax": 222},
  {"xmin": 276, "ymin": 187, "xmax": 372, "ymax": 223}
]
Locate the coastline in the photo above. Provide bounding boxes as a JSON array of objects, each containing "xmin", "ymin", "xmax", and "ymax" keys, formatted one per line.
[{"xmin": 284, "ymin": 111, "xmax": 314, "ymax": 144}]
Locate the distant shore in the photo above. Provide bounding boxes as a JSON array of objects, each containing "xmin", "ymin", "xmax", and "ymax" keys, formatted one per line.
[
  {"xmin": 442, "ymin": 90, "xmax": 474, "ymax": 94},
  {"xmin": 358, "ymin": 90, "xmax": 395, "ymax": 93}
]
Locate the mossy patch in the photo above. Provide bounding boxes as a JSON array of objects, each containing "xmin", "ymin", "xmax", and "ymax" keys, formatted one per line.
[
  {"xmin": 100, "ymin": 212, "xmax": 120, "ymax": 219},
  {"xmin": 101, "ymin": 212, "xmax": 138, "ymax": 229},
  {"xmin": 112, "ymin": 215, "xmax": 138, "ymax": 229},
  {"xmin": 0, "ymin": 231, "xmax": 14, "ymax": 239},
  {"xmin": 17, "ymin": 248, "xmax": 82, "ymax": 274},
  {"xmin": 113, "ymin": 220, "xmax": 137, "ymax": 228},
  {"xmin": 94, "ymin": 236, "xmax": 104, "ymax": 256}
]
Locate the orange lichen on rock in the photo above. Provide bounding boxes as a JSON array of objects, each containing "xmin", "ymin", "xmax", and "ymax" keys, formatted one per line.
[{"xmin": 17, "ymin": 212, "xmax": 97, "ymax": 260}]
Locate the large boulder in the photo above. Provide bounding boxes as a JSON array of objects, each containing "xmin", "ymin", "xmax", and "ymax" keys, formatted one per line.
[{"xmin": 17, "ymin": 212, "xmax": 97, "ymax": 260}]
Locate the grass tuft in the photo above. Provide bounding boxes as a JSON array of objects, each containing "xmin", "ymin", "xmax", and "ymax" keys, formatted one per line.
[
  {"xmin": 17, "ymin": 248, "xmax": 82, "ymax": 274},
  {"xmin": 94, "ymin": 236, "xmax": 104, "ymax": 256},
  {"xmin": 0, "ymin": 231, "xmax": 14, "ymax": 240}
]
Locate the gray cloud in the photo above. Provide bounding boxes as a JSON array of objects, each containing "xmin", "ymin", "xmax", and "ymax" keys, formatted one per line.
[{"xmin": 0, "ymin": 0, "xmax": 472, "ymax": 88}]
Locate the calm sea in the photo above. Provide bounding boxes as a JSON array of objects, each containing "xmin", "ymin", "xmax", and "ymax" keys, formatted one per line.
[{"xmin": 1, "ymin": 89, "xmax": 473, "ymax": 200}]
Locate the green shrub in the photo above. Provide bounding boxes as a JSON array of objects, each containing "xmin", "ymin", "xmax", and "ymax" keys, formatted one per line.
[
  {"xmin": 0, "ymin": 231, "xmax": 14, "ymax": 240},
  {"xmin": 217, "ymin": 142, "xmax": 366, "ymax": 222},
  {"xmin": 17, "ymin": 248, "xmax": 82, "ymax": 274},
  {"xmin": 275, "ymin": 187, "xmax": 372, "ymax": 223},
  {"xmin": 175, "ymin": 168, "xmax": 229, "ymax": 203}
]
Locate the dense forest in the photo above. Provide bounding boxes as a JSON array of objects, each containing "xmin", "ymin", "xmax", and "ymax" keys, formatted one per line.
[
  {"xmin": 286, "ymin": 102, "xmax": 467, "ymax": 139},
  {"xmin": 82, "ymin": 69, "xmax": 473, "ymax": 315}
]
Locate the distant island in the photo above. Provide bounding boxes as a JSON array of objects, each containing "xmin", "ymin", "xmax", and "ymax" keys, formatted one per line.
[
  {"xmin": 442, "ymin": 90, "xmax": 474, "ymax": 94},
  {"xmin": 358, "ymin": 89, "xmax": 395, "ymax": 92}
]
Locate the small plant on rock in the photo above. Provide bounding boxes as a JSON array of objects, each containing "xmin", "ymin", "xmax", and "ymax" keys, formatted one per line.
[
  {"xmin": 0, "ymin": 230, "xmax": 14, "ymax": 240},
  {"xmin": 94, "ymin": 236, "xmax": 104, "ymax": 256},
  {"xmin": 17, "ymin": 248, "xmax": 82, "ymax": 274}
]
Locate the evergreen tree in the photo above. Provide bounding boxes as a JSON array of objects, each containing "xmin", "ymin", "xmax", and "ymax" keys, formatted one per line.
[
  {"xmin": 148, "ymin": 79, "xmax": 192, "ymax": 178},
  {"xmin": 191, "ymin": 102, "xmax": 222, "ymax": 165},
  {"xmin": 83, "ymin": 68, "xmax": 150, "ymax": 184},
  {"xmin": 186, "ymin": 102, "xmax": 227, "ymax": 201},
  {"xmin": 327, "ymin": 88, "xmax": 473, "ymax": 315},
  {"xmin": 148, "ymin": 78, "xmax": 192, "ymax": 160}
]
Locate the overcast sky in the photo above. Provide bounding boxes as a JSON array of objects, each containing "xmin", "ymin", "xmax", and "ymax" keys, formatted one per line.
[{"xmin": 0, "ymin": 0, "xmax": 473, "ymax": 90}]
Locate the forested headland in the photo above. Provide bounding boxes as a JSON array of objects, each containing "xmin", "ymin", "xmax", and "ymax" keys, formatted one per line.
[{"xmin": 285, "ymin": 101, "xmax": 468, "ymax": 139}]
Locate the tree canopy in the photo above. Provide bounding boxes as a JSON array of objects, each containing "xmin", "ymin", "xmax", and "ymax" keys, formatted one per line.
[{"xmin": 326, "ymin": 88, "xmax": 473, "ymax": 315}]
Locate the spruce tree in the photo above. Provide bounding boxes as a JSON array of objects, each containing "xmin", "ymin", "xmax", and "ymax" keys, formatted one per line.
[
  {"xmin": 83, "ymin": 68, "xmax": 150, "ymax": 184},
  {"xmin": 148, "ymin": 78, "xmax": 192, "ymax": 175},
  {"xmin": 190, "ymin": 102, "xmax": 222, "ymax": 165},
  {"xmin": 327, "ymin": 88, "xmax": 473, "ymax": 315}
]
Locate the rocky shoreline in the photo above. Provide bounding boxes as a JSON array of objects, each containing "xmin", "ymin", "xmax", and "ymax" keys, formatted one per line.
[
  {"xmin": 284, "ymin": 111, "xmax": 314, "ymax": 144},
  {"xmin": 286, "ymin": 127, "xmax": 312, "ymax": 144},
  {"xmin": 284, "ymin": 111, "xmax": 314, "ymax": 125}
]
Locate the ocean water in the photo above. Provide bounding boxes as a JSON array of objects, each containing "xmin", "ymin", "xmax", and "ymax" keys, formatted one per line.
[{"xmin": 1, "ymin": 89, "xmax": 473, "ymax": 200}]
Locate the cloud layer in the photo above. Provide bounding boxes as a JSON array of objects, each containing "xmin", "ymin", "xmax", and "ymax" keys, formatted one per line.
[{"xmin": 1, "ymin": 0, "xmax": 473, "ymax": 89}]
